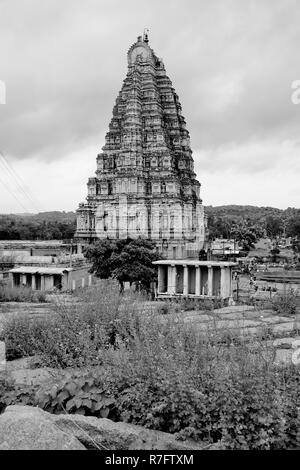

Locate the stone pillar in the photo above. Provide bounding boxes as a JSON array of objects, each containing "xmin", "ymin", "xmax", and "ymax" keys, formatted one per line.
[
  {"xmin": 224, "ymin": 267, "xmax": 232, "ymax": 298},
  {"xmin": 167, "ymin": 265, "xmax": 176, "ymax": 295},
  {"xmin": 158, "ymin": 265, "xmax": 163, "ymax": 293},
  {"xmin": 41, "ymin": 275, "xmax": 45, "ymax": 291},
  {"xmin": 82, "ymin": 278, "xmax": 85, "ymax": 288},
  {"xmin": 31, "ymin": 275, "xmax": 36, "ymax": 291},
  {"xmin": 22, "ymin": 274, "xmax": 27, "ymax": 286},
  {"xmin": 183, "ymin": 265, "xmax": 188, "ymax": 296},
  {"xmin": 208, "ymin": 266, "xmax": 213, "ymax": 296},
  {"xmin": 228, "ymin": 268, "xmax": 232, "ymax": 297},
  {"xmin": 220, "ymin": 267, "xmax": 225, "ymax": 298},
  {"xmin": 88, "ymin": 275, "xmax": 92, "ymax": 286},
  {"xmin": 195, "ymin": 266, "xmax": 201, "ymax": 296}
]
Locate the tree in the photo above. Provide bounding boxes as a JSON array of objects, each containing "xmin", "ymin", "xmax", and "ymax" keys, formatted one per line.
[
  {"xmin": 84, "ymin": 237, "xmax": 162, "ymax": 291},
  {"xmin": 286, "ymin": 217, "xmax": 300, "ymax": 238},
  {"xmin": 270, "ymin": 246, "xmax": 280, "ymax": 263},
  {"xmin": 265, "ymin": 216, "xmax": 282, "ymax": 238}
]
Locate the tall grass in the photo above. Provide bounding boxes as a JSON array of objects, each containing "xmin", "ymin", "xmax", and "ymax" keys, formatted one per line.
[{"xmin": 0, "ymin": 285, "xmax": 46, "ymax": 303}]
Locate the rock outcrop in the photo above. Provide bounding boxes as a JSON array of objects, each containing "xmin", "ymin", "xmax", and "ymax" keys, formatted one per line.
[
  {"xmin": 0, "ymin": 406, "xmax": 85, "ymax": 450},
  {"xmin": 0, "ymin": 405, "xmax": 220, "ymax": 450},
  {"xmin": 51, "ymin": 413, "xmax": 218, "ymax": 450}
]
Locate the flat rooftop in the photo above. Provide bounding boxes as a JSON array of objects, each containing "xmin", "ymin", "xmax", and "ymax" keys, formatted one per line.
[
  {"xmin": 10, "ymin": 266, "xmax": 74, "ymax": 275},
  {"xmin": 257, "ymin": 270, "xmax": 300, "ymax": 282},
  {"xmin": 153, "ymin": 260, "xmax": 237, "ymax": 267}
]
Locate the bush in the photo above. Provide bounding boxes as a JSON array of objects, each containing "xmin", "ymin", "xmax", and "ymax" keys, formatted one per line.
[
  {"xmin": 94, "ymin": 314, "xmax": 300, "ymax": 449},
  {"xmin": 1, "ymin": 279, "xmax": 135, "ymax": 367},
  {"xmin": 0, "ymin": 285, "xmax": 46, "ymax": 303},
  {"xmin": 271, "ymin": 290, "xmax": 299, "ymax": 316},
  {"xmin": 0, "ymin": 315, "xmax": 47, "ymax": 360},
  {"xmin": 0, "ymin": 378, "xmax": 37, "ymax": 414},
  {"xmin": 36, "ymin": 369, "xmax": 117, "ymax": 419}
]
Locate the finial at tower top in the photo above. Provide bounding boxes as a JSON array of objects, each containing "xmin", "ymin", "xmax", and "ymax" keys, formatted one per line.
[{"xmin": 143, "ymin": 28, "xmax": 149, "ymax": 44}]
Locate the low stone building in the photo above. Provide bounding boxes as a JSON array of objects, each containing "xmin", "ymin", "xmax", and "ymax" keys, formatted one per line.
[
  {"xmin": 153, "ymin": 260, "xmax": 237, "ymax": 300},
  {"xmin": 9, "ymin": 266, "xmax": 93, "ymax": 292},
  {"xmin": 254, "ymin": 270, "xmax": 300, "ymax": 297}
]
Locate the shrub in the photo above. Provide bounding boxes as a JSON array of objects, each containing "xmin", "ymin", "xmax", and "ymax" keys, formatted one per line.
[
  {"xmin": 36, "ymin": 369, "xmax": 117, "ymax": 419},
  {"xmin": 0, "ymin": 285, "xmax": 46, "ymax": 303},
  {"xmin": 0, "ymin": 314, "xmax": 47, "ymax": 360},
  {"xmin": 1, "ymin": 279, "xmax": 135, "ymax": 367},
  {"xmin": 0, "ymin": 378, "xmax": 37, "ymax": 414},
  {"xmin": 95, "ymin": 314, "xmax": 300, "ymax": 449},
  {"xmin": 271, "ymin": 290, "xmax": 299, "ymax": 316}
]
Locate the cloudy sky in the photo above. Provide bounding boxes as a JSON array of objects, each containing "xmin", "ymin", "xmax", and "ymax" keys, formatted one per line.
[{"xmin": 0, "ymin": 0, "xmax": 299, "ymax": 213}]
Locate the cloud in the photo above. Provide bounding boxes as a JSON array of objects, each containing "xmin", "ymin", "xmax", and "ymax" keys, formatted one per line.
[{"xmin": 0, "ymin": 0, "xmax": 299, "ymax": 210}]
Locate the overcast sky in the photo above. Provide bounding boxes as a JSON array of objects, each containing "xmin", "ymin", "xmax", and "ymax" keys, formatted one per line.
[{"xmin": 0, "ymin": 0, "xmax": 299, "ymax": 213}]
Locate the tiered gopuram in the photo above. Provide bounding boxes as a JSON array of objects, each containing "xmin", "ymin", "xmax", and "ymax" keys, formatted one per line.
[{"xmin": 75, "ymin": 33, "xmax": 206, "ymax": 258}]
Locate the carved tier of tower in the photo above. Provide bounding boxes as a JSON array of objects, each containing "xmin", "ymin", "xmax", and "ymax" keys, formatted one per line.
[{"xmin": 75, "ymin": 34, "xmax": 206, "ymax": 259}]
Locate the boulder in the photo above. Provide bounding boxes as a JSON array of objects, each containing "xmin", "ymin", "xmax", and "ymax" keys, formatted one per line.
[
  {"xmin": 52, "ymin": 414, "xmax": 220, "ymax": 450},
  {"xmin": 0, "ymin": 406, "xmax": 85, "ymax": 450},
  {"xmin": 0, "ymin": 405, "xmax": 221, "ymax": 450}
]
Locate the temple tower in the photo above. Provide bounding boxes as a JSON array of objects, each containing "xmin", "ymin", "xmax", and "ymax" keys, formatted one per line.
[{"xmin": 75, "ymin": 34, "xmax": 206, "ymax": 259}]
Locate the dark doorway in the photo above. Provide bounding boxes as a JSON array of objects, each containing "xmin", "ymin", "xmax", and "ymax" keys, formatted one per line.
[
  {"xmin": 53, "ymin": 274, "xmax": 62, "ymax": 290},
  {"xmin": 35, "ymin": 274, "xmax": 41, "ymax": 290}
]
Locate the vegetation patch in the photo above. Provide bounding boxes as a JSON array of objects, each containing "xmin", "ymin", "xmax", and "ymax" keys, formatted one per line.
[
  {"xmin": 1, "ymin": 282, "xmax": 300, "ymax": 449},
  {"xmin": 0, "ymin": 286, "xmax": 46, "ymax": 303}
]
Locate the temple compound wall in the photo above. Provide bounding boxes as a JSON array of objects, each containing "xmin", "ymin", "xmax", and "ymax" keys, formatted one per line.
[{"xmin": 75, "ymin": 34, "xmax": 206, "ymax": 259}]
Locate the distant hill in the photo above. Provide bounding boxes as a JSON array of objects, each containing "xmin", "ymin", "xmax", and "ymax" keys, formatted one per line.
[
  {"xmin": 0, "ymin": 207, "xmax": 299, "ymax": 241},
  {"xmin": 204, "ymin": 205, "xmax": 300, "ymax": 240},
  {"xmin": 0, "ymin": 211, "xmax": 76, "ymax": 240},
  {"xmin": 205, "ymin": 205, "xmax": 300, "ymax": 221}
]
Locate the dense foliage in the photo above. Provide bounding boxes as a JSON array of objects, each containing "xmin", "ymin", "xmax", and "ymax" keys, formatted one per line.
[
  {"xmin": 0, "ymin": 211, "xmax": 76, "ymax": 240},
  {"xmin": 206, "ymin": 205, "xmax": 300, "ymax": 242},
  {"xmin": 0, "ymin": 281, "xmax": 122, "ymax": 365},
  {"xmin": 84, "ymin": 238, "xmax": 161, "ymax": 290},
  {"xmin": 1, "ymin": 282, "xmax": 300, "ymax": 449}
]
